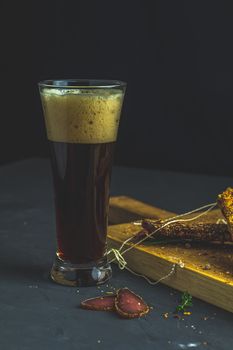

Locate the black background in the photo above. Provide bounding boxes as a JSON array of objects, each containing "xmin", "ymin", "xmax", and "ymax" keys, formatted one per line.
[{"xmin": 1, "ymin": 0, "xmax": 233, "ymax": 175}]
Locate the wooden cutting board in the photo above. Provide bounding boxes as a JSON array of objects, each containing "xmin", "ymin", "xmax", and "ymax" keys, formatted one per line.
[{"xmin": 108, "ymin": 196, "xmax": 233, "ymax": 313}]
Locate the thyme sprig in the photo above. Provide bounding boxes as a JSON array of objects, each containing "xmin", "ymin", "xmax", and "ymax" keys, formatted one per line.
[{"xmin": 176, "ymin": 292, "xmax": 193, "ymax": 312}]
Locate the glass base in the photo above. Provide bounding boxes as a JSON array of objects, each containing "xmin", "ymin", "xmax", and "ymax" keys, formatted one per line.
[{"xmin": 50, "ymin": 255, "xmax": 112, "ymax": 287}]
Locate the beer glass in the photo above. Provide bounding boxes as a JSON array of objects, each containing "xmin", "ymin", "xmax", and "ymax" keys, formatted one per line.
[{"xmin": 38, "ymin": 79, "xmax": 126, "ymax": 286}]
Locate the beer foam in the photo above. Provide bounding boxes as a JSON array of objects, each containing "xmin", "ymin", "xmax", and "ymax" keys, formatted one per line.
[{"xmin": 41, "ymin": 89, "xmax": 123, "ymax": 143}]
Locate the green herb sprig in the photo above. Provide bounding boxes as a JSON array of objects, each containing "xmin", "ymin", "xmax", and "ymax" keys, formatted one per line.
[{"xmin": 176, "ymin": 292, "xmax": 193, "ymax": 312}]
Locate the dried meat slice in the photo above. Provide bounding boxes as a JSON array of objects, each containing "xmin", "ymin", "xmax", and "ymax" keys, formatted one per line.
[
  {"xmin": 132, "ymin": 216, "xmax": 230, "ymax": 244},
  {"xmin": 80, "ymin": 295, "xmax": 116, "ymax": 311},
  {"xmin": 115, "ymin": 288, "xmax": 150, "ymax": 319},
  {"xmin": 218, "ymin": 187, "xmax": 233, "ymax": 241}
]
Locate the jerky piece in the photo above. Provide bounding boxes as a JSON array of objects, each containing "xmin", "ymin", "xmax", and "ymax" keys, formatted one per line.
[
  {"xmin": 218, "ymin": 187, "xmax": 233, "ymax": 241},
  {"xmin": 80, "ymin": 295, "xmax": 116, "ymax": 311},
  {"xmin": 132, "ymin": 217, "xmax": 231, "ymax": 243},
  {"xmin": 143, "ymin": 219, "xmax": 230, "ymax": 242},
  {"xmin": 115, "ymin": 288, "xmax": 150, "ymax": 318}
]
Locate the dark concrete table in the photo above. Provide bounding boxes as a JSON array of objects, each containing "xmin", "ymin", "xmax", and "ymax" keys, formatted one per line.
[{"xmin": 0, "ymin": 159, "xmax": 233, "ymax": 350}]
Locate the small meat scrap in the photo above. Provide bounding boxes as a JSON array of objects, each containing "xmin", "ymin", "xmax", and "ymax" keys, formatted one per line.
[
  {"xmin": 115, "ymin": 288, "xmax": 150, "ymax": 319},
  {"xmin": 203, "ymin": 263, "xmax": 211, "ymax": 270},
  {"xmin": 218, "ymin": 187, "xmax": 233, "ymax": 241},
  {"xmin": 80, "ymin": 295, "xmax": 116, "ymax": 311}
]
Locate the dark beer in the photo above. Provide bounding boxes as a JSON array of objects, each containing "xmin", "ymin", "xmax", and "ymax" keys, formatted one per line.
[
  {"xmin": 40, "ymin": 85, "xmax": 124, "ymax": 275},
  {"xmin": 50, "ymin": 140, "xmax": 115, "ymax": 264}
]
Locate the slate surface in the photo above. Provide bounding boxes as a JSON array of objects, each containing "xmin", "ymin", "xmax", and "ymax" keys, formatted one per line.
[{"xmin": 0, "ymin": 159, "xmax": 233, "ymax": 350}]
